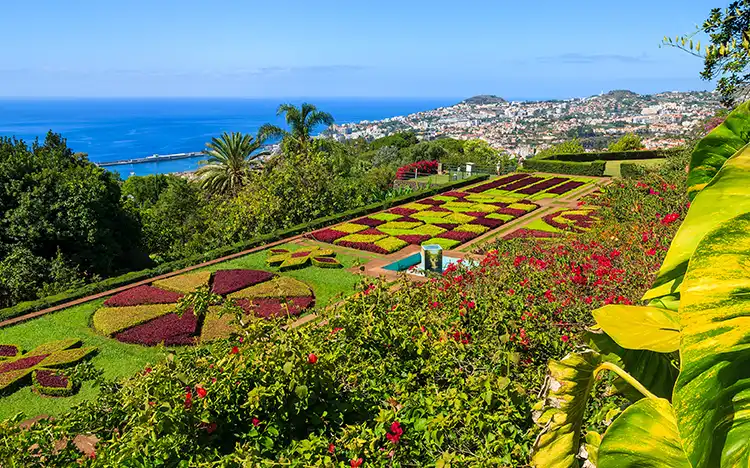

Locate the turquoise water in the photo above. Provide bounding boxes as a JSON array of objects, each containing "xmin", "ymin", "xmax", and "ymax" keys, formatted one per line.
[
  {"xmin": 383, "ymin": 252, "xmax": 473, "ymax": 275},
  {"xmin": 0, "ymin": 98, "xmax": 457, "ymax": 177}
]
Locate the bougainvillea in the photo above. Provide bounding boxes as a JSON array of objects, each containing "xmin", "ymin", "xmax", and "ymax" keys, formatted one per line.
[
  {"xmin": 395, "ymin": 160, "xmax": 439, "ymax": 179},
  {"xmin": 0, "ymin": 339, "xmax": 96, "ymax": 396}
]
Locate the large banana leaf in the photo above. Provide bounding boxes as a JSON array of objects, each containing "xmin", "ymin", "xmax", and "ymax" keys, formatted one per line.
[
  {"xmin": 597, "ymin": 398, "xmax": 691, "ymax": 468},
  {"xmin": 587, "ymin": 330, "xmax": 677, "ymax": 401},
  {"xmin": 687, "ymin": 101, "xmax": 750, "ymax": 199},
  {"xmin": 673, "ymin": 212, "xmax": 750, "ymax": 467},
  {"xmin": 592, "ymin": 304, "xmax": 680, "ymax": 353},
  {"xmin": 643, "ymin": 144, "xmax": 750, "ymax": 301},
  {"xmin": 531, "ymin": 350, "xmax": 602, "ymax": 468}
]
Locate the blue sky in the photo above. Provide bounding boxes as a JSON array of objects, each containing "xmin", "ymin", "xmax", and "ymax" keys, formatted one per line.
[{"xmin": 0, "ymin": 0, "xmax": 720, "ymax": 98}]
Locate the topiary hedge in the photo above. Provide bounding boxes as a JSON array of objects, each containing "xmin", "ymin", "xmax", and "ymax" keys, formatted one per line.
[
  {"xmin": 620, "ymin": 162, "xmax": 647, "ymax": 179},
  {"xmin": 0, "ymin": 175, "xmax": 489, "ymax": 323},
  {"xmin": 534, "ymin": 148, "xmax": 681, "ymax": 162},
  {"xmin": 522, "ymin": 159, "xmax": 606, "ymax": 176}
]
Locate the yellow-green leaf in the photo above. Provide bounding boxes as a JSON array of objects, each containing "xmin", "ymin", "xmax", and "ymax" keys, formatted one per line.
[
  {"xmin": 592, "ymin": 305, "xmax": 680, "ymax": 352},
  {"xmin": 531, "ymin": 350, "xmax": 601, "ymax": 468},
  {"xmin": 644, "ymin": 141, "xmax": 750, "ymax": 300},
  {"xmin": 673, "ymin": 212, "xmax": 750, "ymax": 467},
  {"xmin": 598, "ymin": 398, "xmax": 690, "ymax": 468}
]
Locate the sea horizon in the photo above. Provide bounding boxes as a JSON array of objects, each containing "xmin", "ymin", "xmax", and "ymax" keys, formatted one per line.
[{"xmin": 0, "ymin": 97, "xmax": 466, "ymax": 177}]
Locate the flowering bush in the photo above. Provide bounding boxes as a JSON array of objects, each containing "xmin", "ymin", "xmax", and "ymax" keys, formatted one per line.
[{"xmin": 395, "ymin": 160, "xmax": 439, "ymax": 179}]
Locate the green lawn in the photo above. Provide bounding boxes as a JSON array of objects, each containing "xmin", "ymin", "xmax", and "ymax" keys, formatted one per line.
[
  {"xmin": 604, "ymin": 159, "xmax": 666, "ymax": 177},
  {"xmin": 0, "ymin": 242, "xmax": 370, "ymax": 420},
  {"xmin": 412, "ymin": 173, "xmax": 451, "ymax": 186}
]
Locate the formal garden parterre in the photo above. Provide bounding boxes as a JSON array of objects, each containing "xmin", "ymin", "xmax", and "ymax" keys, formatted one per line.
[{"xmin": 308, "ymin": 172, "xmax": 594, "ymax": 254}]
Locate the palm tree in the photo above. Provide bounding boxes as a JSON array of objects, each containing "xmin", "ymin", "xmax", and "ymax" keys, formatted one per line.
[
  {"xmin": 195, "ymin": 131, "xmax": 268, "ymax": 196},
  {"xmin": 259, "ymin": 103, "xmax": 334, "ymax": 156}
]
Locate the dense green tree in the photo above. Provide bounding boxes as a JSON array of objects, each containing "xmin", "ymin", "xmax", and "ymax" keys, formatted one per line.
[
  {"xmin": 195, "ymin": 132, "xmax": 268, "ymax": 196},
  {"xmin": 368, "ymin": 131, "xmax": 419, "ymax": 151},
  {"xmin": 666, "ymin": 1, "xmax": 750, "ymax": 105},
  {"xmin": 462, "ymin": 139, "xmax": 501, "ymax": 166},
  {"xmin": 0, "ymin": 132, "xmax": 146, "ymax": 307},
  {"xmin": 534, "ymin": 138, "xmax": 585, "ymax": 158},
  {"xmin": 608, "ymin": 133, "xmax": 645, "ymax": 152},
  {"xmin": 259, "ymin": 103, "xmax": 335, "ymax": 156},
  {"xmin": 121, "ymin": 174, "xmax": 170, "ymax": 207}
]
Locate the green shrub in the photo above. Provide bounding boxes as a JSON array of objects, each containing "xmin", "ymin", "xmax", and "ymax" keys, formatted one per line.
[
  {"xmin": 544, "ymin": 148, "xmax": 680, "ymax": 163},
  {"xmin": 620, "ymin": 162, "xmax": 647, "ymax": 179},
  {"xmin": 522, "ymin": 159, "xmax": 606, "ymax": 176}
]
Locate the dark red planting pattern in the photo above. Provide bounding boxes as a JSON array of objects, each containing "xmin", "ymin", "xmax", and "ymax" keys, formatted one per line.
[
  {"xmin": 543, "ymin": 212, "xmax": 575, "ymax": 231},
  {"xmin": 465, "ymin": 211, "xmax": 489, "ymax": 218},
  {"xmin": 269, "ymin": 248, "xmax": 289, "ymax": 254},
  {"xmin": 495, "ymin": 207, "xmax": 529, "ymax": 217},
  {"xmin": 313, "ymin": 256, "xmax": 338, "ymax": 263},
  {"xmin": 433, "ymin": 223, "xmax": 459, "ymax": 230},
  {"xmin": 113, "ymin": 310, "xmax": 199, "ymax": 346},
  {"xmin": 34, "ymin": 370, "xmax": 69, "ymax": 389},
  {"xmin": 499, "ymin": 176, "xmax": 544, "ymax": 192},
  {"xmin": 516, "ymin": 177, "xmax": 569, "ymax": 195},
  {"xmin": 427, "ymin": 205, "xmax": 451, "ymax": 213},
  {"xmin": 546, "ymin": 180, "xmax": 585, "ymax": 195},
  {"xmin": 503, "ymin": 229, "xmax": 563, "ymax": 239},
  {"xmin": 396, "ymin": 234, "xmax": 431, "ymax": 245},
  {"xmin": 466, "ymin": 173, "xmax": 530, "ymax": 193},
  {"xmin": 470, "ymin": 217, "xmax": 505, "ymax": 229},
  {"xmin": 0, "ymin": 354, "xmax": 49, "ymax": 373},
  {"xmin": 418, "ymin": 198, "xmax": 446, "ymax": 206},
  {"xmin": 358, "ymin": 228, "xmax": 387, "ymax": 236},
  {"xmin": 211, "ymin": 270, "xmax": 276, "ymax": 295},
  {"xmin": 396, "ymin": 216, "xmax": 422, "ymax": 223},
  {"xmin": 291, "ymin": 251, "xmax": 312, "ymax": 258},
  {"xmin": 389, "ymin": 207, "xmax": 418, "ymax": 216},
  {"xmin": 0, "ymin": 345, "xmax": 18, "ymax": 357},
  {"xmin": 335, "ymin": 241, "xmax": 389, "ymax": 254},
  {"xmin": 437, "ymin": 230, "xmax": 479, "ymax": 242},
  {"xmin": 104, "ymin": 285, "xmax": 183, "ymax": 307},
  {"xmin": 308, "ymin": 228, "xmax": 349, "ymax": 243},
  {"xmin": 354, "ymin": 217, "xmax": 386, "ymax": 227},
  {"xmin": 236, "ymin": 296, "xmax": 315, "ymax": 319},
  {"xmin": 441, "ymin": 191, "xmax": 470, "ymax": 198}
]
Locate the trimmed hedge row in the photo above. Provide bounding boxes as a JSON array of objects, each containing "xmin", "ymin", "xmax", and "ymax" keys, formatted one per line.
[
  {"xmin": 620, "ymin": 162, "xmax": 647, "ymax": 179},
  {"xmin": 0, "ymin": 175, "xmax": 489, "ymax": 323},
  {"xmin": 536, "ymin": 148, "xmax": 681, "ymax": 163},
  {"xmin": 522, "ymin": 159, "xmax": 606, "ymax": 176}
]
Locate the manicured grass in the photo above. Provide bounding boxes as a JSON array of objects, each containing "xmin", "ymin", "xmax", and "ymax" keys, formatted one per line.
[
  {"xmin": 0, "ymin": 241, "xmax": 370, "ymax": 419},
  {"xmin": 604, "ymin": 159, "xmax": 666, "ymax": 177},
  {"xmin": 0, "ymin": 299, "xmax": 167, "ymax": 420},
  {"xmin": 411, "ymin": 174, "xmax": 451, "ymax": 185}
]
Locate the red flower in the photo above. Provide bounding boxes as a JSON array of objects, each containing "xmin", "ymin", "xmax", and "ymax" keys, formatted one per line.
[
  {"xmin": 507, "ymin": 288, "xmax": 515, "ymax": 296},
  {"xmin": 646, "ymin": 248, "xmax": 657, "ymax": 256},
  {"xmin": 230, "ymin": 346, "xmax": 239, "ymax": 355},
  {"xmin": 308, "ymin": 353, "xmax": 318, "ymax": 364},
  {"xmin": 331, "ymin": 327, "xmax": 343, "ymax": 334},
  {"xmin": 205, "ymin": 422, "xmax": 217, "ymax": 434},
  {"xmin": 144, "ymin": 367, "xmax": 152, "ymax": 374},
  {"xmin": 561, "ymin": 335, "xmax": 570, "ymax": 343},
  {"xmin": 184, "ymin": 391, "xmax": 193, "ymax": 409},
  {"xmin": 196, "ymin": 387, "xmax": 207, "ymax": 399},
  {"xmin": 328, "ymin": 443, "xmax": 335, "ymax": 454},
  {"xmin": 252, "ymin": 417, "xmax": 260, "ymax": 427},
  {"xmin": 466, "ymin": 300, "xmax": 475, "ymax": 309},
  {"xmin": 351, "ymin": 458, "xmax": 363, "ymax": 468},
  {"xmin": 661, "ymin": 213, "xmax": 680, "ymax": 225}
]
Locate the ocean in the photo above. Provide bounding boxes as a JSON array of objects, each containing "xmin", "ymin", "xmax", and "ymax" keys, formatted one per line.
[{"xmin": 0, "ymin": 98, "xmax": 457, "ymax": 177}]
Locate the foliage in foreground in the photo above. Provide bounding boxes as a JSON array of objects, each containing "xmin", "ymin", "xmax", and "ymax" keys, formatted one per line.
[{"xmin": 0, "ymin": 158, "xmax": 689, "ymax": 465}]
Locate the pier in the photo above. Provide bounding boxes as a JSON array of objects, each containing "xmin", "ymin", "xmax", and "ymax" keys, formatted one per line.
[{"xmin": 97, "ymin": 151, "xmax": 204, "ymax": 167}]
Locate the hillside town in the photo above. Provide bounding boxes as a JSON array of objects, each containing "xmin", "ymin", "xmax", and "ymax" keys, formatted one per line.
[{"xmin": 324, "ymin": 90, "xmax": 722, "ymax": 157}]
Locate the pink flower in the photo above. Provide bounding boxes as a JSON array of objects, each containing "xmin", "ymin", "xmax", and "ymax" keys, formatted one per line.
[
  {"xmin": 386, "ymin": 421, "xmax": 404, "ymax": 444},
  {"xmin": 646, "ymin": 248, "xmax": 657, "ymax": 256},
  {"xmin": 252, "ymin": 417, "xmax": 260, "ymax": 427},
  {"xmin": 561, "ymin": 335, "xmax": 570, "ymax": 343}
]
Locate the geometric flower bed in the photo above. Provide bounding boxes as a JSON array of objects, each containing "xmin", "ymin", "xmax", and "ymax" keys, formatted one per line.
[
  {"xmin": 92, "ymin": 270, "xmax": 315, "ymax": 347},
  {"xmin": 503, "ymin": 207, "xmax": 600, "ymax": 240},
  {"xmin": 266, "ymin": 247, "xmax": 342, "ymax": 270},
  {"xmin": 305, "ymin": 173, "xmax": 585, "ymax": 254},
  {"xmin": 0, "ymin": 339, "xmax": 97, "ymax": 397}
]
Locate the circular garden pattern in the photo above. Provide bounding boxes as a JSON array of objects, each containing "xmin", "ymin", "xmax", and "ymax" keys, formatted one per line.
[{"xmin": 92, "ymin": 269, "xmax": 315, "ymax": 347}]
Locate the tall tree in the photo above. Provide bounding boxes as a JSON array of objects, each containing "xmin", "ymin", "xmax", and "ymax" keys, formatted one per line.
[
  {"xmin": 665, "ymin": 1, "xmax": 750, "ymax": 106},
  {"xmin": 259, "ymin": 103, "xmax": 335, "ymax": 156},
  {"xmin": 196, "ymin": 131, "xmax": 268, "ymax": 196}
]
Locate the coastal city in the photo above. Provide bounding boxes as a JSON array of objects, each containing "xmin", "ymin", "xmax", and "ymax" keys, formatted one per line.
[{"xmin": 324, "ymin": 90, "xmax": 722, "ymax": 157}]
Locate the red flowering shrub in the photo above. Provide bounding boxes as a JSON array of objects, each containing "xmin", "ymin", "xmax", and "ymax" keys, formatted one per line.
[
  {"xmin": 104, "ymin": 285, "xmax": 183, "ymax": 307},
  {"xmin": 395, "ymin": 160, "xmax": 439, "ymax": 179}
]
